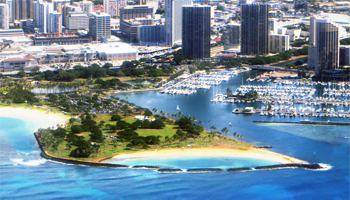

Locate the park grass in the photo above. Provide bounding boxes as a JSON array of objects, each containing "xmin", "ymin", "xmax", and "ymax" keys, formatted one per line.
[{"xmin": 43, "ymin": 112, "xmax": 253, "ymax": 162}]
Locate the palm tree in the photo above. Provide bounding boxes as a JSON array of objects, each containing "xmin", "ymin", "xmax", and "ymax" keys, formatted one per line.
[
  {"xmin": 221, "ymin": 127, "xmax": 229, "ymax": 135},
  {"xmin": 198, "ymin": 120, "xmax": 204, "ymax": 127},
  {"xmin": 210, "ymin": 125, "xmax": 217, "ymax": 133},
  {"xmin": 191, "ymin": 116, "xmax": 197, "ymax": 122},
  {"xmin": 152, "ymin": 107, "xmax": 158, "ymax": 113},
  {"xmin": 233, "ymin": 132, "xmax": 237, "ymax": 137}
]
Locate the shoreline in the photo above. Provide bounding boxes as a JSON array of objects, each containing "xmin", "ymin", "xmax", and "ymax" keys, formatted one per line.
[
  {"xmin": 106, "ymin": 88, "xmax": 162, "ymax": 95},
  {"xmin": 0, "ymin": 106, "xmax": 68, "ymax": 129},
  {"xmin": 106, "ymin": 148, "xmax": 310, "ymax": 165}
]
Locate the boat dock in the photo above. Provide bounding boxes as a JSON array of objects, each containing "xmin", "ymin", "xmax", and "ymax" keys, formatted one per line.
[
  {"xmin": 252, "ymin": 120, "xmax": 350, "ymax": 126},
  {"xmin": 232, "ymin": 107, "xmax": 350, "ymax": 118}
]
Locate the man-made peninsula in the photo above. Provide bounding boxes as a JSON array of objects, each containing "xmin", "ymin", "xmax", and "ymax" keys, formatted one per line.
[{"xmin": 0, "ymin": 107, "xmax": 324, "ymax": 172}]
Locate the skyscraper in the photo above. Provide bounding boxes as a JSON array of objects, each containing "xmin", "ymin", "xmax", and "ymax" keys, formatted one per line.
[
  {"xmin": 11, "ymin": 0, "xmax": 33, "ymax": 22},
  {"xmin": 165, "ymin": 0, "xmax": 192, "ymax": 47},
  {"xmin": 5, "ymin": 0, "xmax": 12, "ymax": 23},
  {"xmin": 33, "ymin": 0, "xmax": 53, "ymax": 33},
  {"xmin": 62, "ymin": 5, "xmax": 82, "ymax": 27},
  {"xmin": 73, "ymin": 0, "xmax": 94, "ymax": 13},
  {"xmin": 308, "ymin": 16, "xmax": 340, "ymax": 77},
  {"xmin": 88, "ymin": 11, "xmax": 111, "ymax": 41},
  {"xmin": 49, "ymin": 12, "xmax": 62, "ymax": 33},
  {"xmin": 221, "ymin": 24, "xmax": 240, "ymax": 50},
  {"xmin": 104, "ymin": 0, "xmax": 126, "ymax": 17},
  {"xmin": 241, "ymin": 3, "xmax": 269, "ymax": 55},
  {"xmin": 0, "ymin": 3, "xmax": 9, "ymax": 29},
  {"xmin": 182, "ymin": 5, "xmax": 210, "ymax": 59}
]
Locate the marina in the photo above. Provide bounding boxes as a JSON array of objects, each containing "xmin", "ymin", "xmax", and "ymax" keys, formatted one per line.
[
  {"xmin": 160, "ymin": 68, "xmax": 249, "ymax": 95},
  {"xmin": 210, "ymin": 77, "xmax": 350, "ymax": 118},
  {"xmin": 232, "ymin": 106, "xmax": 350, "ymax": 118},
  {"xmin": 253, "ymin": 119, "xmax": 350, "ymax": 126}
]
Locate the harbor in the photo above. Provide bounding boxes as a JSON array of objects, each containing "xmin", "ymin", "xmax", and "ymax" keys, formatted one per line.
[
  {"xmin": 232, "ymin": 106, "xmax": 350, "ymax": 118},
  {"xmin": 253, "ymin": 120, "xmax": 350, "ymax": 126},
  {"xmin": 160, "ymin": 68, "xmax": 250, "ymax": 95}
]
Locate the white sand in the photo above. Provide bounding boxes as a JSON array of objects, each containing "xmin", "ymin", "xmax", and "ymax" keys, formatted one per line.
[
  {"xmin": 0, "ymin": 107, "xmax": 69, "ymax": 130},
  {"xmin": 113, "ymin": 148, "xmax": 309, "ymax": 164}
]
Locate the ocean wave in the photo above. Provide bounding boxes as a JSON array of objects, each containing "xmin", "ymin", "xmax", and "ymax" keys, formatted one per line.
[
  {"xmin": 317, "ymin": 163, "xmax": 333, "ymax": 171},
  {"xmin": 10, "ymin": 158, "xmax": 46, "ymax": 166}
]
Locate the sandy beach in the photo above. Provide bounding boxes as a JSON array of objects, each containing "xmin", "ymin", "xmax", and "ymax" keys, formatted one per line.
[
  {"xmin": 0, "ymin": 107, "xmax": 68, "ymax": 129},
  {"xmin": 112, "ymin": 148, "xmax": 309, "ymax": 164}
]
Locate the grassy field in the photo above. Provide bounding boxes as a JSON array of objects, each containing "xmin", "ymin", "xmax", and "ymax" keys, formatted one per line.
[{"xmin": 43, "ymin": 113, "xmax": 252, "ymax": 162}]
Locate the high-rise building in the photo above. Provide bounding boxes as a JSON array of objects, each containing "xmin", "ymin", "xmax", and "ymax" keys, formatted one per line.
[
  {"xmin": 165, "ymin": 0, "xmax": 192, "ymax": 47},
  {"xmin": 339, "ymin": 46, "xmax": 350, "ymax": 66},
  {"xmin": 221, "ymin": 24, "xmax": 240, "ymax": 50},
  {"xmin": 268, "ymin": 18, "xmax": 277, "ymax": 35},
  {"xmin": 62, "ymin": 5, "xmax": 82, "ymax": 27},
  {"xmin": 241, "ymin": 3, "xmax": 269, "ymax": 55},
  {"xmin": 104, "ymin": 0, "xmax": 126, "ymax": 17},
  {"xmin": 73, "ymin": 0, "xmax": 94, "ymax": 13},
  {"xmin": 138, "ymin": 24, "xmax": 165, "ymax": 45},
  {"xmin": 120, "ymin": 6, "xmax": 153, "ymax": 42},
  {"xmin": 308, "ymin": 16, "xmax": 340, "ymax": 77},
  {"xmin": 5, "ymin": 0, "xmax": 12, "ymax": 22},
  {"xmin": 33, "ymin": 0, "xmax": 53, "ymax": 33},
  {"xmin": 239, "ymin": 0, "xmax": 254, "ymax": 5},
  {"xmin": 269, "ymin": 34, "xmax": 290, "ymax": 53},
  {"xmin": 0, "ymin": 3, "xmax": 9, "ymax": 29},
  {"xmin": 49, "ymin": 12, "xmax": 62, "ymax": 33},
  {"xmin": 88, "ymin": 11, "xmax": 111, "ymax": 41},
  {"xmin": 11, "ymin": 0, "xmax": 33, "ymax": 22},
  {"xmin": 66, "ymin": 12, "xmax": 89, "ymax": 30},
  {"xmin": 182, "ymin": 5, "xmax": 210, "ymax": 59}
]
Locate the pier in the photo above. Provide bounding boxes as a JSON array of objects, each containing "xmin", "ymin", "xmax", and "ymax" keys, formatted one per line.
[
  {"xmin": 232, "ymin": 107, "xmax": 350, "ymax": 118},
  {"xmin": 160, "ymin": 68, "xmax": 250, "ymax": 95},
  {"xmin": 252, "ymin": 120, "xmax": 350, "ymax": 126}
]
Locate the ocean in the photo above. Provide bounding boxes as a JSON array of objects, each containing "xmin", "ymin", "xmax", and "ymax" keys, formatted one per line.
[{"xmin": 1, "ymin": 71, "xmax": 349, "ymax": 199}]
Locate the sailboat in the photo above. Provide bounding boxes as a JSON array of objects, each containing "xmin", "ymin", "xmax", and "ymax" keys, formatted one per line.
[{"xmin": 176, "ymin": 105, "xmax": 180, "ymax": 110}]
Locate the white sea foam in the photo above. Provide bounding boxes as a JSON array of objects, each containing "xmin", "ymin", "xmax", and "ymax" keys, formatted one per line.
[
  {"xmin": 317, "ymin": 163, "xmax": 332, "ymax": 171},
  {"xmin": 11, "ymin": 158, "xmax": 46, "ymax": 166}
]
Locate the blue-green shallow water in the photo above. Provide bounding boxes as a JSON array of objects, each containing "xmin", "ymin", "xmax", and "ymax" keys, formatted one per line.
[
  {"xmin": 1, "ymin": 71, "xmax": 349, "ymax": 199},
  {"xmin": 107, "ymin": 156, "xmax": 280, "ymax": 169}
]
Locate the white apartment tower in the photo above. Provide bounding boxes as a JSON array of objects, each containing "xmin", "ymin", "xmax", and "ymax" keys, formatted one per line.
[
  {"xmin": 88, "ymin": 11, "xmax": 111, "ymax": 41},
  {"xmin": 104, "ymin": 0, "xmax": 126, "ymax": 17},
  {"xmin": 49, "ymin": 12, "xmax": 62, "ymax": 33},
  {"xmin": 0, "ymin": 3, "xmax": 9, "ymax": 29},
  {"xmin": 73, "ymin": 0, "xmax": 94, "ymax": 13},
  {"xmin": 33, "ymin": 0, "xmax": 54, "ymax": 33},
  {"xmin": 165, "ymin": 0, "xmax": 192, "ymax": 47},
  {"xmin": 6, "ymin": 0, "xmax": 12, "ymax": 22}
]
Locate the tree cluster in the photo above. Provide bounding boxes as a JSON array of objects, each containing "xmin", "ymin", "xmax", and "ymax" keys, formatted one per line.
[
  {"xmin": 94, "ymin": 78, "xmax": 130, "ymax": 89},
  {"xmin": 174, "ymin": 116, "xmax": 204, "ymax": 138},
  {"xmin": 5, "ymin": 88, "xmax": 39, "ymax": 104},
  {"xmin": 340, "ymin": 37, "xmax": 350, "ymax": 45}
]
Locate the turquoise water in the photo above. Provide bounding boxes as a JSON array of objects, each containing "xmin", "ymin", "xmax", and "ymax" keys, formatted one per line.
[
  {"xmin": 1, "ymin": 71, "xmax": 349, "ymax": 199},
  {"xmin": 107, "ymin": 156, "xmax": 280, "ymax": 169}
]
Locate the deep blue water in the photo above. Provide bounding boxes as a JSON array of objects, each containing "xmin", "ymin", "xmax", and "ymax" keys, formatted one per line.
[{"xmin": 1, "ymin": 71, "xmax": 349, "ymax": 199}]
